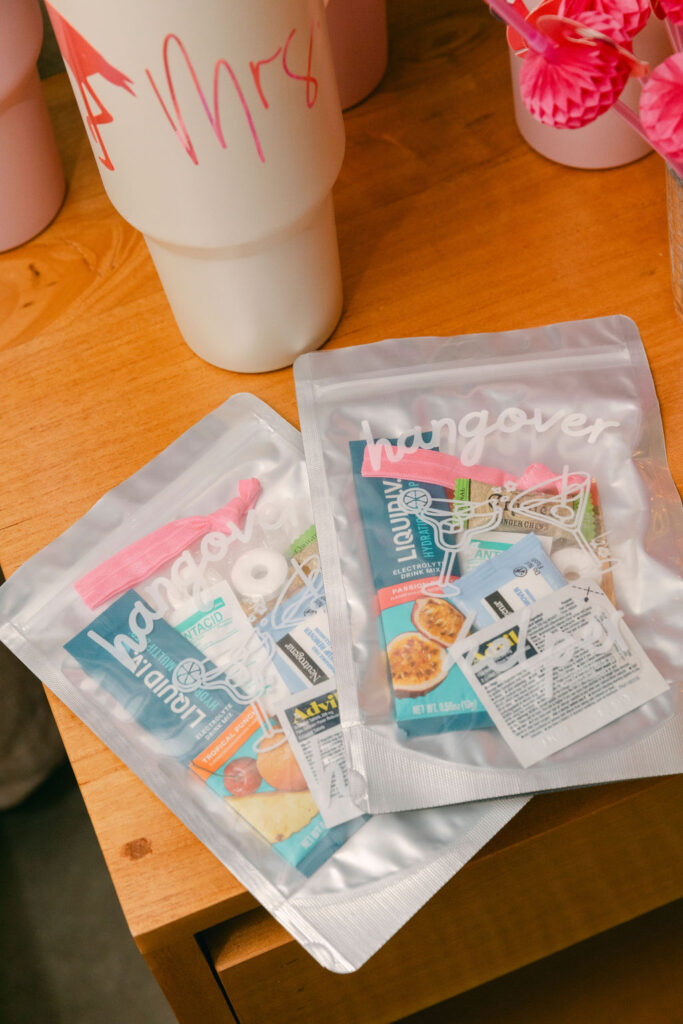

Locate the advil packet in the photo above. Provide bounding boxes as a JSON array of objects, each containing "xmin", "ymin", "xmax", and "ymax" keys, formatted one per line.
[{"xmin": 455, "ymin": 580, "xmax": 668, "ymax": 767}]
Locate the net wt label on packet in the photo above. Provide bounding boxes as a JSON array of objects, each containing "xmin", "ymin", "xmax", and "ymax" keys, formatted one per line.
[{"xmin": 453, "ymin": 580, "xmax": 669, "ymax": 768}]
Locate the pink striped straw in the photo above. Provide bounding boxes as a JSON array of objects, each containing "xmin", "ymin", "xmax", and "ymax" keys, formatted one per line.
[
  {"xmin": 614, "ymin": 98, "xmax": 683, "ymax": 177},
  {"xmin": 75, "ymin": 477, "xmax": 262, "ymax": 609}
]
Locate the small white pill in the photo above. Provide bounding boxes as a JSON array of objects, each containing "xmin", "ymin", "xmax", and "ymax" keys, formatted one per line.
[
  {"xmin": 230, "ymin": 547, "xmax": 288, "ymax": 599},
  {"xmin": 551, "ymin": 546, "xmax": 603, "ymax": 583}
]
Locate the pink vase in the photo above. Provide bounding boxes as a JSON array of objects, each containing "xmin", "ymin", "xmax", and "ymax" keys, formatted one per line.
[
  {"xmin": 508, "ymin": 7, "xmax": 673, "ymax": 170},
  {"xmin": 0, "ymin": 0, "xmax": 65, "ymax": 251},
  {"xmin": 325, "ymin": 0, "xmax": 387, "ymax": 109}
]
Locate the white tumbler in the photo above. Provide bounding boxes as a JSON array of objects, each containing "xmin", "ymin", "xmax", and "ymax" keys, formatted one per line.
[{"xmin": 46, "ymin": 0, "xmax": 345, "ymax": 371}]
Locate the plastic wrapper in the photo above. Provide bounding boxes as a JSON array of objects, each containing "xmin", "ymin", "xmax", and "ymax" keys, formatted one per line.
[
  {"xmin": 294, "ymin": 316, "xmax": 683, "ymax": 813},
  {"xmin": 0, "ymin": 394, "xmax": 526, "ymax": 972}
]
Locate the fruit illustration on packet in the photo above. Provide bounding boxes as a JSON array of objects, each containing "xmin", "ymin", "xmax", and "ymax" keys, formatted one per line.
[
  {"xmin": 389, "ymin": 596, "xmax": 466, "ymax": 700},
  {"xmin": 67, "ymin": 482, "xmax": 360, "ymax": 872},
  {"xmin": 170, "ymin": 518, "xmax": 361, "ymax": 863}
]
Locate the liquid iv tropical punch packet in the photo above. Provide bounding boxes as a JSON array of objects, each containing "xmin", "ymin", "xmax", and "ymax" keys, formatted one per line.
[{"xmin": 0, "ymin": 394, "xmax": 526, "ymax": 971}]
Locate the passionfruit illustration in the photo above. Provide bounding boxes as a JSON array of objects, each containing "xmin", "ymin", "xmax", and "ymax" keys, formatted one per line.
[
  {"xmin": 387, "ymin": 631, "xmax": 449, "ymax": 698},
  {"xmin": 411, "ymin": 596, "xmax": 464, "ymax": 647}
]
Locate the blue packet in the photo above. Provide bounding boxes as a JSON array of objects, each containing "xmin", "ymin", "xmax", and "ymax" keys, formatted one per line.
[{"xmin": 452, "ymin": 533, "xmax": 568, "ymax": 630}]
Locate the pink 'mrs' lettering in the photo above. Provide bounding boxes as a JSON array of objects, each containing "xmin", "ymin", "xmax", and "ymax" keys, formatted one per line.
[
  {"xmin": 146, "ymin": 34, "xmax": 265, "ymax": 166},
  {"xmin": 250, "ymin": 47, "xmax": 283, "ymax": 110},
  {"xmin": 282, "ymin": 20, "xmax": 319, "ymax": 108}
]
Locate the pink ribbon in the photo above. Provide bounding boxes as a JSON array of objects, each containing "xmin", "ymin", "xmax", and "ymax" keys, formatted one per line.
[
  {"xmin": 75, "ymin": 477, "xmax": 262, "ymax": 609},
  {"xmin": 360, "ymin": 446, "xmax": 582, "ymax": 492}
]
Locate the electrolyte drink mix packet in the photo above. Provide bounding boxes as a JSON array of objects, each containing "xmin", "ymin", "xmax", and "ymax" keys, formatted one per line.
[
  {"xmin": 0, "ymin": 394, "xmax": 527, "ymax": 971},
  {"xmin": 294, "ymin": 316, "xmax": 683, "ymax": 813}
]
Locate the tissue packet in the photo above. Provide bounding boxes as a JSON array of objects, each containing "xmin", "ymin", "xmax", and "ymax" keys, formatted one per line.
[
  {"xmin": 0, "ymin": 394, "xmax": 526, "ymax": 971},
  {"xmin": 294, "ymin": 316, "xmax": 683, "ymax": 813}
]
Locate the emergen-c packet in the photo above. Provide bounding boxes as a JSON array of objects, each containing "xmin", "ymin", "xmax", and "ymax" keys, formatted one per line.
[
  {"xmin": 0, "ymin": 394, "xmax": 526, "ymax": 971},
  {"xmin": 294, "ymin": 316, "xmax": 683, "ymax": 813}
]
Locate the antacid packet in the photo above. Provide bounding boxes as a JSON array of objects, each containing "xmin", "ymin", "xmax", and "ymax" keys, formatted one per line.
[
  {"xmin": 294, "ymin": 316, "xmax": 683, "ymax": 813},
  {"xmin": 452, "ymin": 533, "xmax": 567, "ymax": 629},
  {"xmin": 0, "ymin": 394, "xmax": 526, "ymax": 972}
]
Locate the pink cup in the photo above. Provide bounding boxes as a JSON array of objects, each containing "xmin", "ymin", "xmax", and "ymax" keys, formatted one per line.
[
  {"xmin": 508, "ymin": 8, "xmax": 672, "ymax": 169},
  {"xmin": 325, "ymin": 0, "xmax": 387, "ymax": 109},
  {"xmin": 0, "ymin": 0, "xmax": 65, "ymax": 251}
]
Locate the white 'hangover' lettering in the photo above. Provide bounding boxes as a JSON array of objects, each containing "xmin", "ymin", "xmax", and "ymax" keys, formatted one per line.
[
  {"xmin": 83, "ymin": 508, "xmax": 271, "ymax": 721},
  {"xmin": 87, "ymin": 509, "xmax": 260, "ymax": 669},
  {"xmin": 145, "ymin": 509, "xmax": 258, "ymax": 612},
  {"xmin": 362, "ymin": 406, "xmax": 621, "ymax": 469},
  {"xmin": 86, "ymin": 605, "xmax": 208, "ymax": 727},
  {"xmin": 83, "ymin": 505, "xmax": 301, "ymax": 720}
]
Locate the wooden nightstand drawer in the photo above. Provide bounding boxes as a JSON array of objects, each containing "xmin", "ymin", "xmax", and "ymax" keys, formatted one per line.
[{"xmin": 203, "ymin": 775, "xmax": 683, "ymax": 1024}]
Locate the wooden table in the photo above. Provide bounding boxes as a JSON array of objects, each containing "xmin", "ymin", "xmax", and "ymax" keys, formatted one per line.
[{"xmin": 1, "ymin": 2, "xmax": 681, "ymax": 1022}]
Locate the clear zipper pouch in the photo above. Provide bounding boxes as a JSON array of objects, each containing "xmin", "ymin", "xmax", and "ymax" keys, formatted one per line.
[
  {"xmin": 294, "ymin": 315, "xmax": 683, "ymax": 813},
  {"xmin": 0, "ymin": 393, "xmax": 526, "ymax": 971}
]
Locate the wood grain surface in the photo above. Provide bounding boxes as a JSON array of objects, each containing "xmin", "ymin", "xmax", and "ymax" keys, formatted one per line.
[{"xmin": 0, "ymin": 0, "xmax": 680, "ymax": 994}]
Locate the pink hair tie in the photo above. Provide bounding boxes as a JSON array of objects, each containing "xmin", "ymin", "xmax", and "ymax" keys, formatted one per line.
[
  {"xmin": 360, "ymin": 447, "xmax": 584, "ymax": 493},
  {"xmin": 360, "ymin": 446, "xmax": 509, "ymax": 488},
  {"xmin": 75, "ymin": 477, "xmax": 261, "ymax": 609}
]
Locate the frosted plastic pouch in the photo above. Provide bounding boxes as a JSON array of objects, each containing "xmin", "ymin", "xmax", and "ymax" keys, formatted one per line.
[
  {"xmin": 294, "ymin": 316, "xmax": 683, "ymax": 813},
  {"xmin": 0, "ymin": 394, "xmax": 526, "ymax": 971}
]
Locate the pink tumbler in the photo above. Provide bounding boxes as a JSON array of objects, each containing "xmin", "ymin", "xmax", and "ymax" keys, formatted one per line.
[
  {"xmin": 0, "ymin": 0, "xmax": 65, "ymax": 251},
  {"xmin": 325, "ymin": 0, "xmax": 387, "ymax": 109}
]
